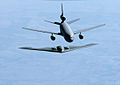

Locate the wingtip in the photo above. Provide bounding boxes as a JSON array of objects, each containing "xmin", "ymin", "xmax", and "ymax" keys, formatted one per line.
[
  {"xmin": 22, "ymin": 27, "xmax": 26, "ymax": 29},
  {"xmin": 77, "ymin": 18, "xmax": 80, "ymax": 20},
  {"xmin": 93, "ymin": 43, "xmax": 99, "ymax": 45},
  {"xmin": 44, "ymin": 19, "xmax": 51, "ymax": 22},
  {"xmin": 44, "ymin": 20, "xmax": 48, "ymax": 22},
  {"xmin": 87, "ymin": 43, "xmax": 99, "ymax": 46},
  {"xmin": 103, "ymin": 24, "xmax": 106, "ymax": 26},
  {"xmin": 19, "ymin": 47, "xmax": 33, "ymax": 49}
]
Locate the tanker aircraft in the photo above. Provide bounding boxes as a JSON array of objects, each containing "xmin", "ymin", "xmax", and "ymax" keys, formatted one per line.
[{"xmin": 23, "ymin": 4, "xmax": 105, "ymax": 43}]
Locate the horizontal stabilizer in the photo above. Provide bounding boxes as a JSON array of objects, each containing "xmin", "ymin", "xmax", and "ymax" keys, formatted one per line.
[
  {"xmin": 44, "ymin": 20, "xmax": 60, "ymax": 25},
  {"xmin": 67, "ymin": 18, "xmax": 80, "ymax": 24}
]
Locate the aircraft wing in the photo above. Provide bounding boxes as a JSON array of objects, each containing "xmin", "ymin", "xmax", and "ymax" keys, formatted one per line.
[
  {"xmin": 22, "ymin": 27, "xmax": 60, "ymax": 35},
  {"xmin": 74, "ymin": 24, "xmax": 106, "ymax": 34},
  {"xmin": 19, "ymin": 43, "xmax": 98, "ymax": 53},
  {"xmin": 19, "ymin": 47, "xmax": 59, "ymax": 53},
  {"xmin": 67, "ymin": 18, "xmax": 80, "ymax": 24},
  {"xmin": 67, "ymin": 43, "xmax": 98, "ymax": 52}
]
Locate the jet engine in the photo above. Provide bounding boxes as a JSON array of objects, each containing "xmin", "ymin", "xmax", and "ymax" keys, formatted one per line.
[
  {"xmin": 57, "ymin": 46, "xmax": 64, "ymax": 52},
  {"xmin": 60, "ymin": 16, "xmax": 66, "ymax": 23},
  {"xmin": 51, "ymin": 35, "xmax": 56, "ymax": 41},
  {"xmin": 79, "ymin": 33, "xmax": 84, "ymax": 39}
]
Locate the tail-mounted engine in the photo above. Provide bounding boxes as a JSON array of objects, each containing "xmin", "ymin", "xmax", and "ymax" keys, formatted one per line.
[{"xmin": 60, "ymin": 15, "xmax": 66, "ymax": 23}]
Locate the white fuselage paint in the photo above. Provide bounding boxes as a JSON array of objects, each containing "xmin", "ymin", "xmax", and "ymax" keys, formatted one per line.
[{"xmin": 60, "ymin": 22, "xmax": 74, "ymax": 42}]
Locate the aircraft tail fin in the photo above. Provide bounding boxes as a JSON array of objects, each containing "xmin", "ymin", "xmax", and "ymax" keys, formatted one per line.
[{"xmin": 60, "ymin": 3, "xmax": 66, "ymax": 23}]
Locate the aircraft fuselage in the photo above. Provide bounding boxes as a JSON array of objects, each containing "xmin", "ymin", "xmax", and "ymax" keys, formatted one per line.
[{"xmin": 60, "ymin": 22, "xmax": 74, "ymax": 42}]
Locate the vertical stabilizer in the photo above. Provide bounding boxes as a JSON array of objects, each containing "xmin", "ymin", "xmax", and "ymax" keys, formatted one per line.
[{"xmin": 60, "ymin": 3, "xmax": 66, "ymax": 23}]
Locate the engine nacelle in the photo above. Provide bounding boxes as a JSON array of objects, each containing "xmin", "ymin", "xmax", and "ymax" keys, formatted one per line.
[
  {"xmin": 60, "ymin": 16, "xmax": 66, "ymax": 22},
  {"xmin": 79, "ymin": 34, "xmax": 84, "ymax": 39},
  {"xmin": 57, "ymin": 46, "xmax": 63, "ymax": 52},
  {"xmin": 51, "ymin": 35, "xmax": 56, "ymax": 41}
]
